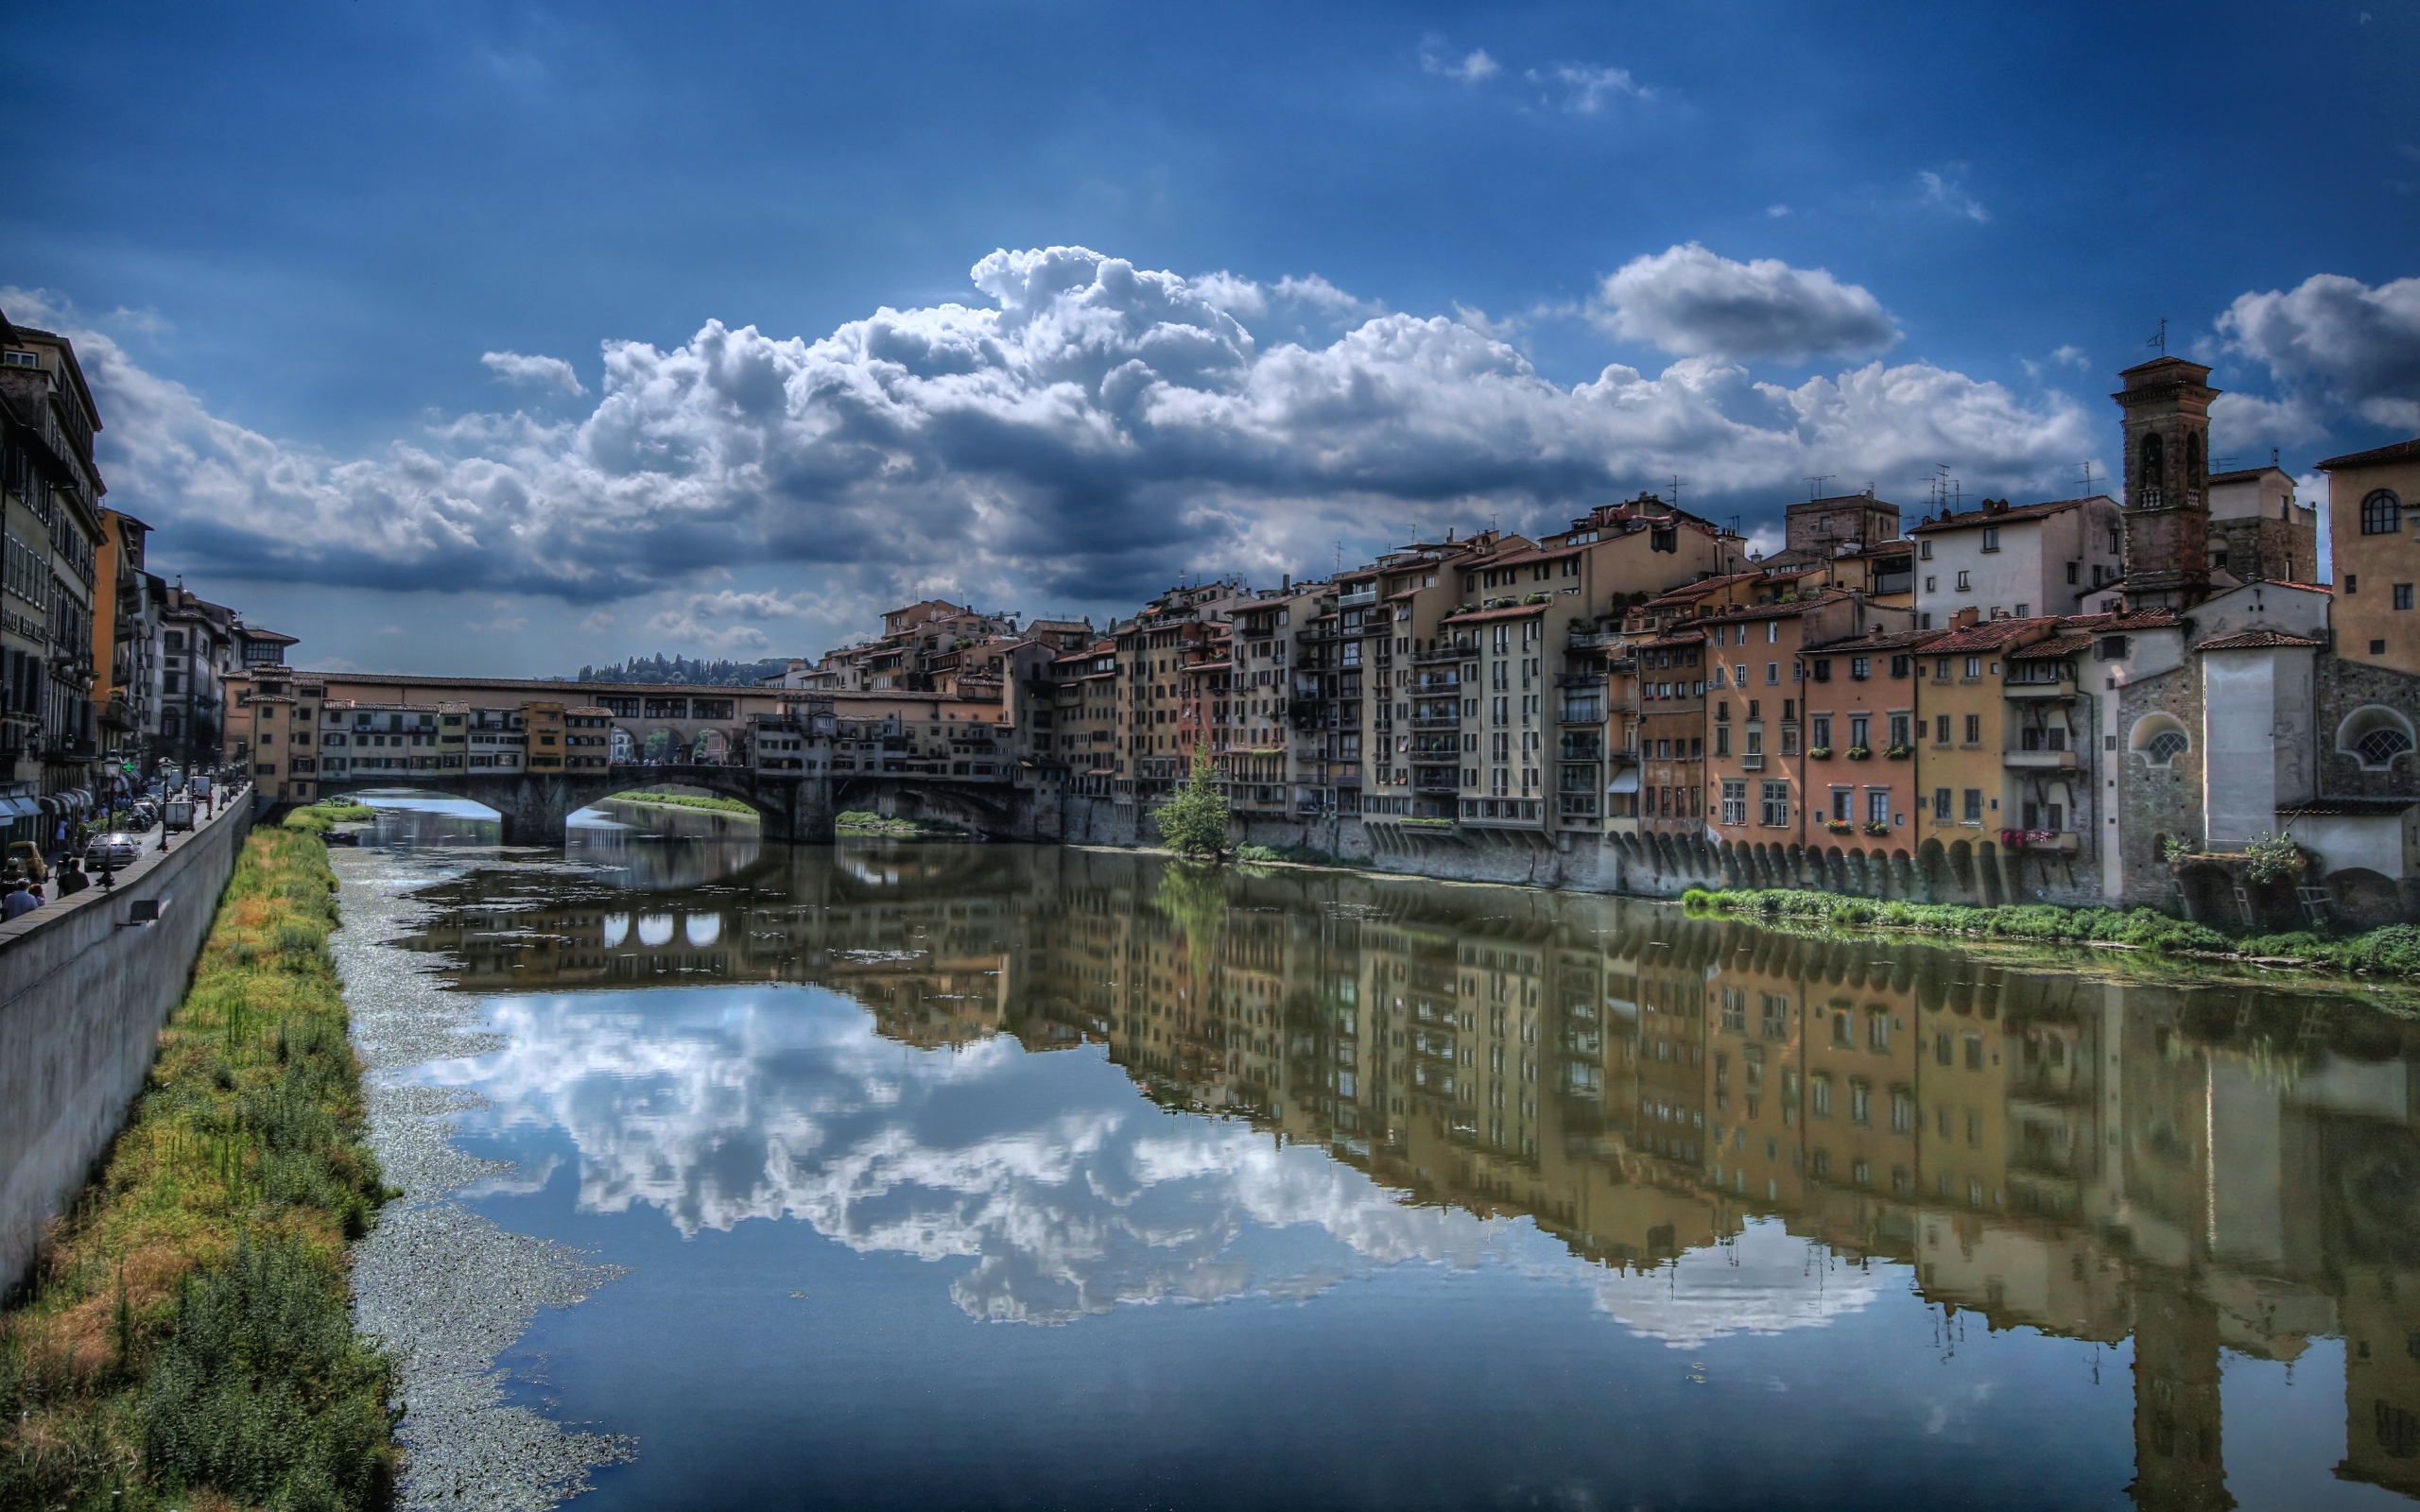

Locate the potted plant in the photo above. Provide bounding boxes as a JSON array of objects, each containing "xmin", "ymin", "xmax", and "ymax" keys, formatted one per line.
[
  {"xmin": 1807, "ymin": 747, "xmax": 1833, "ymax": 760},
  {"xmin": 1845, "ymin": 746, "xmax": 1873, "ymax": 761},
  {"xmin": 1826, "ymin": 818, "xmax": 1855, "ymax": 834},
  {"xmin": 1884, "ymin": 743, "xmax": 1914, "ymax": 759},
  {"xmin": 1863, "ymin": 820, "xmax": 1892, "ymax": 837}
]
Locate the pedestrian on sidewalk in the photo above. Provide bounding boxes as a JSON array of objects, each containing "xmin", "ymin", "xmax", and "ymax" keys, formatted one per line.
[{"xmin": 4, "ymin": 880, "xmax": 42, "ymax": 919}]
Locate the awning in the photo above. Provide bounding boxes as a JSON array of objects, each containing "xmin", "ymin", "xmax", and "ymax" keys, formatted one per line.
[
  {"xmin": 1607, "ymin": 770, "xmax": 1640, "ymax": 794},
  {"xmin": 0, "ymin": 798, "xmax": 39, "ymax": 819}
]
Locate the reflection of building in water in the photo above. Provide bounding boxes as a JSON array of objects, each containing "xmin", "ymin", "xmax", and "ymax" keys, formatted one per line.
[{"xmin": 396, "ymin": 842, "xmax": 2420, "ymax": 1508}]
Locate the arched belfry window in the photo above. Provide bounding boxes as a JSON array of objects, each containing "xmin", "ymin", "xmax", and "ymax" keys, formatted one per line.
[
  {"xmin": 2185, "ymin": 432, "xmax": 2203, "ymax": 491},
  {"xmin": 2362, "ymin": 490, "xmax": 2403, "ymax": 536},
  {"xmin": 2139, "ymin": 433, "xmax": 2166, "ymax": 505}
]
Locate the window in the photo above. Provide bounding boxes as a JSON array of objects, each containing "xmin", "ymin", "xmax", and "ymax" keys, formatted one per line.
[
  {"xmin": 1890, "ymin": 655, "xmax": 1910, "ymax": 679},
  {"xmin": 1919, "ymin": 540, "xmax": 1932, "ymax": 560},
  {"xmin": 1850, "ymin": 656, "xmax": 1870, "ymax": 680},
  {"xmin": 2066, "ymin": 561, "xmax": 2078, "ymax": 584},
  {"xmin": 1720, "ymin": 780, "xmax": 1747, "ymax": 825},
  {"xmin": 1956, "ymin": 570, "xmax": 1971, "ymax": 591},
  {"xmin": 1963, "ymin": 713, "xmax": 1981, "ymax": 745},
  {"xmin": 2014, "ymin": 603, "xmax": 2029, "ymax": 618},
  {"xmin": 2363, "ymin": 490, "xmax": 2404, "ymax": 536},
  {"xmin": 1962, "ymin": 788, "xmax": 1983, "ymax": 822},
  {"xmin": 1811, "ymin": 715, "xmax": 1832, "ymax": 749},
  {"xmin": 2132, "ymin": 713, "xmax": 2191, "ymax": 767},
  {"xmin": 1849, "ymin": 715, "xmax": 1868, "ymax": 750},
  {"xmin": 1925, "ymin": 576, "xmax": 1937, "ymax": 593},
  {"xmin": 2339, "ymin": 708, "xmax": 2416, "ymax": 771},
  {"xmin": 1934, "ymin": 714, "xmax": 1949, "ymax": 745},
  {"xmin": 1981, "ymin": 526, "xmax": 2000, "ymax": 552},
  {"xmin": 1760, "ymin": 782, "xmax": 1789, "ymax": 827},
  {"xmin": 2398, "ymin": 584, "xmax": 2415, "ymax": 611},
  {"xmin": 1809, "ymin": 659, "xmax": 1831, "ymax": 681},
  {"xmin": 1767, "ymin": 662, "xmax": 1779, "ymax": 684},
  {"xmin": 1888, "ymin": 713, "xmax": 1910, "ymax": 747},
  {"xmin": 1831, "ymin": 788, "xmax": 1853, "ymax": 821},
  {"xmin": 1849, "ymin": 1081, "xmax": 1872, "ymax": 1124},
  {"xmin": 1811, "ymin": 1075, "xmax": 1832, "ymax": 1118},
  {"xmin": 1869, "ymin": 789, "xmax": 1890, "ymax": 826},
  {"xmin": 1964, "ymin": 656, "xmax": 1981, "ymax": 679}
]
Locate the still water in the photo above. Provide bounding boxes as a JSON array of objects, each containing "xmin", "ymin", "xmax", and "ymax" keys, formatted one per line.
[{"xmin": 367, "ymin": 823, "xmax": 2420, "ymax": 1511}]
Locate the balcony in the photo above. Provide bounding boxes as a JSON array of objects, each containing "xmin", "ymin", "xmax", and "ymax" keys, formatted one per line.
[
  {"xmin": 1412, "ymin": 644, "xmax": 1470, "ymax": 665},
  {"xmin": 1558, "ymin": 703, "xmax": 1604, "ymax": 726},
  {"xmin": 1567, "ymin": 629, "xmax": 1619, "ymax": 651},
  {"xmin": 2003, "ymin": 680, "xmax": 2075, "ymax": 700},
  {"xmin": 1741, "ymin": 753, "xmax": 1765, "ymax": 771},
  {"xmin": 2003, "ymin": 749, "xmax": 2079, "ymax": 770},
  {"xmin": 1411, "ymin": 712, "xmax": 1463, "ymax": 730},
  {"xmin": 1998, "ymin": 829, "xmax": 2081, "ymax": 853},
  {"xmin": 1337, "ymin": 586, "xmax": 1379, "ymax": 609},
  {"xmin": 1559, "ymin": 734, "xmax": 1604, "ymax": 762},
  {"xmin": 1555, "ymin": 674, "xmax": 1606, "ymax": 690}
]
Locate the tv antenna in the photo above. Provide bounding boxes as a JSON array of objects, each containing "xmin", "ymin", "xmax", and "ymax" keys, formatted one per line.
[
  {"xmin": 2147, "ymin": 318, "xmax": 2168, "ymax": 356},
  {"xmin": 1668, "ymin": 474, "xmax": 1684, "ymax": 511},
  {"xmin": 2080, "ymin": 459, "xmax": 2096, "ymax": 497},
  {"xmin": 1804, "ymin": 474, "xmax": 1837, "ymax": 501}
]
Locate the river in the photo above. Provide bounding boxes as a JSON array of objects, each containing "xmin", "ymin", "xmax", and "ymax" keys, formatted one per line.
[{"xmin": 332, "ymin": 806, "xmax": 2420, "ymax": 1511}]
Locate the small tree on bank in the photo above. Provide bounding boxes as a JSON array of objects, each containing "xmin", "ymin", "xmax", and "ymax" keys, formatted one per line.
[{"xmin": 1151, "ymin": 744, "xmax": 1230, "ymax": 858}]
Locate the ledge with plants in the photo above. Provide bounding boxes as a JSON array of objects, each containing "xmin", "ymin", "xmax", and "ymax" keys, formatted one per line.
[
  {"xmin": 1845, "ymin": 747, "xmax": 1873, "ymax": 761},
  {"xmin": 1884, "ymin": 744, "xmax": 1915, "ymax": 760},
  {"xmin": 1679, "ymin": 885, "xmax": 2420, "ymax": 980},
  {"xmin": 1, "ymin": 825, "xmax": 396, "ymax": 1510},
  {"xmin": 1807, "ymin": 747, "xmax": 1833, "ymax": 760}
]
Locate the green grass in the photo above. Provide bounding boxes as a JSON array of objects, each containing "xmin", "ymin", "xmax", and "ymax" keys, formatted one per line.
[
  {"xmin": 1234, "ymin": 843, "xmax": 1372, "ymax": 868},
  {"xmin": 836, "ymin": 810, "xmax": 966, "ymax": 836},
  {"xmin": 606, "ymin": 790, "xmax": 759, "ymax": 817},
  {"xmin": 281, "ymin": 800, "xmax": 377, "ymax": 833},
  {"xmin": 0, "ymin": 828, "xmax": 395, "ymax": 1510},
  {"xmin": 1679, "ymin": 885, "xmax": 2420, "ymax": 977}
]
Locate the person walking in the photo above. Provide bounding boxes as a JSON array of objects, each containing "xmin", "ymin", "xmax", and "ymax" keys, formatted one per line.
[
  {"xmin": 4, "ymin": 880, "xmax": 42, "ymax": 919},
  {"xmin": 54, "ymin": 857, "xmax": 88, "ymax": 897}
]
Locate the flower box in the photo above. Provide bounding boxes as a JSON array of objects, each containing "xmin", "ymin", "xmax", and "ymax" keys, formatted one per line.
[
  {"xmin": 1845, "ymin": 747, "xmax": 1873, "ymax": 761},
  {"xmin": 1862, "ymin": 822, "xmax": 1892, "ymax": 837},
  {"xmin": 1825, "ymin": 820, "xmax": 1855, "ymax": 833},
  {"xmin": 1807, "ymin": 747, "xmax": 1833, "ymax": 760},
  {"xmin": 1883, "ymin": 744, "xmax": 1914, "ymax": 760}
]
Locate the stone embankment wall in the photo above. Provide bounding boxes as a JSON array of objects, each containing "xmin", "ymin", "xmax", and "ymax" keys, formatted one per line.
[
  {"xmin": 0, "ymin": 793, "xmax": 254, "ymax": 1296},
  {"xmin": 1059, "ymin": 794, "xmax": 2109, "ymax": 906}
]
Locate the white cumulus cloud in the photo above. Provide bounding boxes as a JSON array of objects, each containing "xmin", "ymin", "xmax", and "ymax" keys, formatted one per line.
[
  {"xmin": 7, "ymin": 252, "xmax": 2089, "ymax": 632},
  {"xmin": 1593, "ymin": 243, "xmax": 1902, "ymax": 363},
  {"xmin": 2219, "ymin": 271, "xmax": 2420, "ymax": 434},
  {"xmin": 1422, "ymin": 47, "xmax": 1499, "ymax": 82},
  {"xmin": 1918, "ymin": 168, "xmax": 1990, "ymax": 223},
  {"xmin": 480, "ymin": 349, "xmax": 588, "ymax": 395}
]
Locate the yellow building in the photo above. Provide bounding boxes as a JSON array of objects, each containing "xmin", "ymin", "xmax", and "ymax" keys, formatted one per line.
[{"xmin": 2320, "ymin": 437, "xmax": 2420, "ymax": 673}]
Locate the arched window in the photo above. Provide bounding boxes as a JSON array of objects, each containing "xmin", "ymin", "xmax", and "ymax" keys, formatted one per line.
[
  {"xmin": 2338, "ymin": 706, "xmax": 2416, "ymax": 772},
  {"xmin": 2185, "ymin": 432, "xmax": 2204, "ymax": 490},
  {"xmin": 2131, "ymin": 713, "xmax": 2190, "ymax": 767},
  {"xmin": 2362, "ymin": 490, "xmax": 2403, "ymax": 536}
]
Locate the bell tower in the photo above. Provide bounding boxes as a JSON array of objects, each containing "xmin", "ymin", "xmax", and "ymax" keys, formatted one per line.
[{"xmin": 2114, "ymin": 356, "xmax": 2219, "ymax": 609}]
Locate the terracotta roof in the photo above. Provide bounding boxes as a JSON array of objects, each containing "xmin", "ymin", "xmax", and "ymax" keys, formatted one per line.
[
  {"xmin": 2008, "ymin": 633, "xmax": 2097, "ymax": 660},
  {"xmin": 1441, "ymin": 602, "xmax": 1553, "ymax": 626},
  {"xmin": 1922, "ymin": 617, "xmax": 2063, "ymax": 654},
  {"xmin": 1908, "ymin": 496, "xmax": 2112, "ymax": 535},
  {"xmin": 2193, "ymin": 630, "xmax": 2324, "ymax": 652},
  {"xmin": 2280, "ymin": 797, "xmax": 2420, "ymax": 817},
  {"xmin": 1805, "ymin": 627, "xmax": 1944, "ymax": 653},
  {"xmin": 2317, "ymin": 437, "xmax": 2420, "ymax": 471},
  {"xmin": 1637, "ymin": 629, "xmax": 1706, "ymax": 650},
  {"xmin": 1644, "ymin": 566, "xmax": 1821, "ymax": 606}
]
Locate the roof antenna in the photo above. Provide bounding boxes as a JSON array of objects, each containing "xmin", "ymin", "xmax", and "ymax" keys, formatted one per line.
[
  {"xmin": 2147, "ymin": 318, "xmax": 2168, "ymax": 356},
  {"xmin": 1804, "ymin": 474, "xmax": 1836, "ymax": 501},
  {"xmin": 1668, "ymin": 473, "xmax": 1683, "ymax": 511},
  {"xmin": 2080, "ymin": 459, "xmax": 2095, "ymax": 498}
]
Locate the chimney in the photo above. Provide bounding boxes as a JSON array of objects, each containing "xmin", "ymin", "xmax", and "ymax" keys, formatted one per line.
[{"xmin": 1953, "ymin": 607, "xmax": 1980, "ymax": 629}]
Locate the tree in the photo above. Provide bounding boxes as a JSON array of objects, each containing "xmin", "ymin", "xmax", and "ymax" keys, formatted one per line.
[{"xmin": 1151, "ymin": 744, "xmax": 1230, "ymax": 858}]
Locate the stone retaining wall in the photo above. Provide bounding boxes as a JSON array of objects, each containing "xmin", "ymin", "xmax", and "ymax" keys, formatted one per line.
[{"xmin": 0, "ymin": 790, "xmax": 254, "ymax": 1297}]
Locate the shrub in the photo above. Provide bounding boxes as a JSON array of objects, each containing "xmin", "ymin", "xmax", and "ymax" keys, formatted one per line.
[{"xmin": 1150, "ymin": 746, "xmax": 1230, "ymax": 858}]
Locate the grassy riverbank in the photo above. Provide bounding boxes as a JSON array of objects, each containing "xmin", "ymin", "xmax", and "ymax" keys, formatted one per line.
[
  {"xmin": 836, "ymin": 810, "xmax": 966, "ymax": 837},
  {"xmin": 0, "ymin": 828, "xmax": 395, "ymax": 1510},
  {"xmin": 282, "ymin": 799, "xmax": 377, "ymax": 833},
  {"xmin": 1683, "ymin": 886, "xmax": 2420, "ymax": 979},
  {"xmin": 606, "ymin": 790, "xmax": 757, "ymax": 817}
]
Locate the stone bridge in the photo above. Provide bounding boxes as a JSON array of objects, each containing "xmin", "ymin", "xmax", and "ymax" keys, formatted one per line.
[{"xmin": 313, "ymin": 763, "xmax": 1061, "ymax": 845}]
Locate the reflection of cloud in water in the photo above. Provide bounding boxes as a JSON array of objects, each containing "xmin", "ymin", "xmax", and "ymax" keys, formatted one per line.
[
  {"xmin": 683, "ymin": 914, "xmax": 720, "ymax": 947},
  {"xmin": 429, "ymin": 990, "xmax": 1514, "ymax": 1323},
  {"xmin": 1591, "ymin": 1217, "xmax": 1878, "ymax": 1347},
  {"xmin": 637, "ymin": 914, "xmax": 675, "ymax": 947},
  {"xmin": 603, "ymin": 913, "xmax": 629, "ymax": 947}
]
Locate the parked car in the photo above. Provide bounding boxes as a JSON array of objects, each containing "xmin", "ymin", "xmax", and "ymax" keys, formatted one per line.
[
  {"xmin": 85, "ymin": 833, "xmax": 141, "ymax": 870},
  {"xmin": 5, "ymin": 841, "xmax": 49, "ymax": 884}
]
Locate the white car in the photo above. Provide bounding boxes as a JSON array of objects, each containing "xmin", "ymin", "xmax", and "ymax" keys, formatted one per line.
[{"xmin": 85, "ymin": 833, "xmax": 142, "ymax": 870}]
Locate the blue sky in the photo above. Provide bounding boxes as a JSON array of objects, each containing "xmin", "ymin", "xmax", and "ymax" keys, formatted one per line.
[{"xmin": 8, "ymin": 1, "xmax": 2416, "ymax": 674}]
